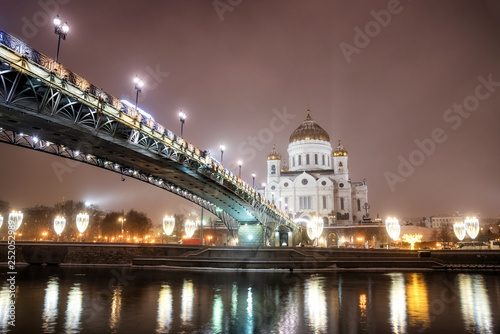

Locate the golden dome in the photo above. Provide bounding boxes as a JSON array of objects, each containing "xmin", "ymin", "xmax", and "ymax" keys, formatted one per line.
[
  {"xmin": 333, "ymin": 140, "xmax": 348, "ymax": 156},
  {"xmin": 289, "ymin": 109, "xmax": 330, "ymax": 143},
  {"xmin": 267, "ymin": 144, "xmax": 282, "ymax": 160}
]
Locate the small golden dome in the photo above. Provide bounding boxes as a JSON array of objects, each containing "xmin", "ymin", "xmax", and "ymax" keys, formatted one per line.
[
  {"xmin": 289, "ymin": 109, "xmax": 330, "ymax": 143},
  {"xmin": 267, "ymin": 144, "xmax": 282, "ymax": 160},
  {"xmin": 333, "ymin": 140, "xmax": 348, "ymax": 156}
]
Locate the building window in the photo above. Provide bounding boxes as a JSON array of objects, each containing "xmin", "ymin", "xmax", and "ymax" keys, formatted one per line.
[
  {"xmin": 338, "ymin": 162, "xmax": 343, "ymax": 170},
  {"xmin": 271, "ymin": 165, "xmax": 276, "ymax": 174},
  {"xmin": 357, "ymin": 199, "xmax": 361, "ymax": 211},
  {"xmin": 340, "ymin": 197, "xmax": 344, "ymax": 210},
  {"xmin": 323, "ymin": 196, "xmax": 327, "ymax": 209},
  {"xmin": 285, "ymin": 197, "xmax": 288, "ymax": 205},
  {"xmin": 292, "ymin": 156, "xmax": 295, "ymax": 167},
  {"xmin": 298, "ymin": 155, "xmax": 302, "ymax": 165},
  {"xmin": 328, "ymin": 158, "xmax": 330, "ymax": 167},
  {"xmin": 306, "ymin": 154, "xmax": 310, "ymax": 165},
  {"xmin": 315, "ymin": 154, "xmax": 318, "ymax": 164},
  {"xmin": 322, "ymin": 155, "xmax": 325, "ymax": 165},
  {"xmin": 299, "ymin": 196, "xmax": 311, "ymax": 210}
]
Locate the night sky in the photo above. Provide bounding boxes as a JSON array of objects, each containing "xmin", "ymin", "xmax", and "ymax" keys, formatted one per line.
[{"xmin": 1, "ymin": 0, "xmax": 499, "ymax": 224}]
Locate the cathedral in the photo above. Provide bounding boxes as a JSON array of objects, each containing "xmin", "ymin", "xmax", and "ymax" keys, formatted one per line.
[{"xmin": 263, "ymin": 109, "xmax": 369, "ymax": 226}]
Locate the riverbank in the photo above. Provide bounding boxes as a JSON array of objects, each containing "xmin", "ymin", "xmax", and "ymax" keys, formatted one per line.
[{"xmin": 2, "ymin": 241, "xmax": 500, "ymax": 271}]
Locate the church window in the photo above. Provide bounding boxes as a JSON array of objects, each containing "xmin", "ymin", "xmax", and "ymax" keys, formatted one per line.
[
  {"xmin": 285, "ymin": 197, "xmax": 288, "ymax": 205},
  {"xmin": 338, "ymin": 162, "xmax": 343, "ymax": 170},
  {"xmin": 299, "ymin": 196, "xmax": 312, "ymax": 210},
  {"xmin": 321, "ymin": 181, "xmax": 326, "ymax": 186},
  {"xmin": 328, "ymin": 158, "xmax": 330, "ymax": 167},
  {"xmin": 323, "ymin": 196, "xmax": 327, "ymax": 209},
  {"xmin": 357, "ymin": 199, "xmax": 361, "ymax": 211},
  {"xmin": 340, "ymin": 197, "xmax": 345, "ymax": 210},
  {"xmin": 299, "ymin": 197, "xmax": 303, "ymax": 210},
  {"xmin": 315, "ymin": 154, "xmax": 318, "ymax": 164},
  {"xmin": 322, "ymin": 155, "xmax": 325, "ymax": 165},
  {"xmin": 284, "ymin": 182, "xmax": 288, "ymax": 187},
  {"xmin": 298, "ymin": 156, "xmax": 302, "ymax": 165},
  {"xmin": 292, "ymin": 156, "xmax": 295, "ymax": 167},
  {"xmin": 339, "ymin": 183, "xmax": 344, "ymax": 188},
  {"xmin": 271, "ymin": 165, "xmax": 276, "ymax": 174},
  {"xmin": 306, "ymin": 154, "xmax": 310, "ymax": 164},
  {"xmin": 301, "ymin": 179, "xmax": 308, "ymax": 185},
  {"xmin": 271, "ymin": 186, "xmax": 276, "ymax": 190}
]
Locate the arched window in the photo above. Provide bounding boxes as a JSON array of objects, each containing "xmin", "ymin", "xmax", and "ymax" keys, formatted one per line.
[
  {"xmin": 357, "ymin": 199, "xmax": 361, "ymax": 211},
  {"xmin": 292, "ymin": 156, "xmax": 295, "ymax": 167},
  {"xmin": 315, "ymin": 154, "xmax": 318, "ymax": 164},
  {"xmin": 298, "ymin": 155, "xmax": 302, "ymax": 165},
  {"xmin": 322, "ymin": 155, "xmax": 325, "ymax": 165},
  {"xmin": 306, "ymin": 154, "xmax": 310, "ymax": 164},
  {"xmin": 271, "ymin": 165, "xmax": 276, "ymax": 174}
]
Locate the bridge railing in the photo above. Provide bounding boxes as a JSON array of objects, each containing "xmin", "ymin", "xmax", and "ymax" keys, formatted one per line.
[{"xmin": 0, "ymin": 29, "xmax": 290, "ymax": 225}]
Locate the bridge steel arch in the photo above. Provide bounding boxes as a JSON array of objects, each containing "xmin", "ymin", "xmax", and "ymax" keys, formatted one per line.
[{"xmin": 0, "ymin": 30, "xmax": 302, "ymax": 243}]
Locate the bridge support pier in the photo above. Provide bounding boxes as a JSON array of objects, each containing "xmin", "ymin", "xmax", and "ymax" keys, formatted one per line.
[{"xmin": 237, "ymin": 224, "xmax": 265, "ymax": 247}]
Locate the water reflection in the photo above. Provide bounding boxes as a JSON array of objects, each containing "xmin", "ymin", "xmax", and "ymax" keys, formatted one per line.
[
  {"xmin": 246, "ymin": 286, "xmax": 253, "ymax": 334},
  {"xmin": 388, "ymin": 273, "xmax": 407, "ymax": 334},
  {"xmin": 181, "ymin": 280, "xmax": 193, "ymax": 324},
  {"xmin": 305, "ymin": 276, "xmax": 327, "ymax": 333},
  {"xmin": 65, "ymin": 283, "xmax": 82, "ymax": 334},
  {"xmin": 109, "ymin": 285, "xmax": 122, "ymax": 333},
  {"xmin": 458, "ymin": 274, "xmax": 494, "ymax": 334},
  {"xmin": 0, "ymin": 285, "xmax": 10, "ymax": 332},
  {"xmin": 42, "ymin": 277, "xmax": 59, "ymax": 333},
  {"xmin": 212, "ymin": 289, "xmax": 223, "ymax": 333},
  {"xmin": 277, "ymin": 290, "xmax": 300, "ymax": 334},
  {"xmin": 156, "ymin": 284, "xmax": 172, "ymax": 333},
  {"xmin": 406, "ymin": 273, "xmax": 429, "ymax": 329}
]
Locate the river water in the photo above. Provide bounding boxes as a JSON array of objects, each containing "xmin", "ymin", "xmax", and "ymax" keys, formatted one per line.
[{"xmin": 1, "ymin": 266, "xmax": 499, "ymax": 333}]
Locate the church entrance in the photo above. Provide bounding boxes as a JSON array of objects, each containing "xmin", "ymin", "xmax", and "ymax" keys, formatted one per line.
[{"xmin": 327, "ymin": 232, "xmax": 338, "ymax": 247}]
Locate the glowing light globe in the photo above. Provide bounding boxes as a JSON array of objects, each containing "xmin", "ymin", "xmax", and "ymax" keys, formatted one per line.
[
  {"xmin": 453, "ymin": 222, "xmax": 467, "ymax": 241},
  {"xmin": 385, "ymin": 217, "xmax": 400, "ymax": 241},
  {"xmin": 8, "ymin": 211, "xmax": 23, "ymax": 231},
  {"xmin": 464, "ymin": 217, "xmax": 479, "ymax": 240},
  {"xmin": 162, "ymin": 216, "xmax": 175, "ymax": 236},
  {"xmin": 76, "ymin": 213, "xmax": 89, "ymax": 233},
  {"xmin": 185, "ymin": 220, "xmax": 196, "ymax": 238},
  {"xmin": 53, "ymin": 216, "xmax": 66, "ymax": 235}
]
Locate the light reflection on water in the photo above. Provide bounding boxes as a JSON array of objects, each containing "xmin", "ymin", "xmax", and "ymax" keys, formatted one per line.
[
  {"xmin": 388, "ymin": 273, "xmax": 407, "ymax": 334},
  {"xmin": 1, "ymin": 267, "xmax": 499, "ymax": 333},
  {"xmin": 458, "ymin": 274, "xmax": 494, "ymax": 334},
  {"xmin": 42, "ymin": 277, "xmax": 59, "ymax": 334},
  {"xmin": 304, "ymin": 276, "xmax": 327, "ymax": 333}
]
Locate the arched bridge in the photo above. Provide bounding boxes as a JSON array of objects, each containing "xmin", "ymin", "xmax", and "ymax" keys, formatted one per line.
[{"xmin": 0, "ymin": 30, "xmax": 302, "ymax": 246}]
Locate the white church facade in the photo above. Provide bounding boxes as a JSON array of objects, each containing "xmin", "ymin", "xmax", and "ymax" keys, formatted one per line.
[{"xmin": 262, "ymin": 109, "xmax": 369, "ymax": 226}]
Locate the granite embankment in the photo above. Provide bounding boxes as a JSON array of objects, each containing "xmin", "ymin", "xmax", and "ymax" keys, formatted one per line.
[{"xmin": 2, "ymin": 242, "xmax": 500, "ymax": 271}]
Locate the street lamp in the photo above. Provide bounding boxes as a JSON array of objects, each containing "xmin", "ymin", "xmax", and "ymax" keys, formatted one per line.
[
  {"xmin": 220, "ymin": 144, "xmax": 225, "ymax": 164},
  {"xmin": 53, "ymin": 216, "xmax": 66, "ymax": 241},
  {"xmin": 8, "ymin": 211, "xmax": 23, "ymax": 232},
  {"xmin": 465, "ymin": 217, "xmax": 479, "ymax": 240},
  {"xmin": 179, "ymin": 111, "xmax": 186, "ymax": 137},
  {"xmin": 238, "ymin": 160, "xmax": 242, "ymax": 178},
  {"xmin": 53, "ymin": 15, "xmax": 69, "ymax": 63},
  {"xmin": 453, "ymin": 221, "xmax": 467, "ymax": 241},
  {"xmin": 118, "ymin": 218, "xmax": 126, "ymax": 242},
  {"xmin": 252, "ymin": 173, "xmax": 256, "ymax": 188},
  {"xmin": 385, "ymin": 217, "xmax": 400, "ymax": 242},
  {"xmin": 133, "ymin": 76, "xmax": 144, "ymax": 110}
]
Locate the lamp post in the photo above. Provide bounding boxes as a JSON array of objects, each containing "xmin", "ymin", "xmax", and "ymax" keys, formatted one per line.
[
  {"xmin": 118, "ymin": 218, "xmax": 126, "ymax": 242},
  {"xmin": 179, "ymin": 111, "xmax": 186, "ymax": 137},
  {"xmin": 53, "ymin": 15, "xmax": 69, "ymax": 63},
  {"xmin": 252, "ymin": 173, "xmax": 256, "ymax": 189},
  {"xmin": 133, "ymin": 76, "xmax": 144, "ymax": 110},
  {"xmin": 220, "ymin": 144, "xmax": 225, "ymax": 164},
  {"xmin": 238, "ymin": 160, "xmax": 242, "ymax": 178}
]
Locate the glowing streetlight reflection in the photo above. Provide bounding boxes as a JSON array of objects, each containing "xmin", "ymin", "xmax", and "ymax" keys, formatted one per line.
[
  {"xmin": 42, "ymin": 277, "xmax": 59, "ymax": 333},
  {"xmin": 157, "ymin": 284, "xmax": 173, "ymax": 333}
]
